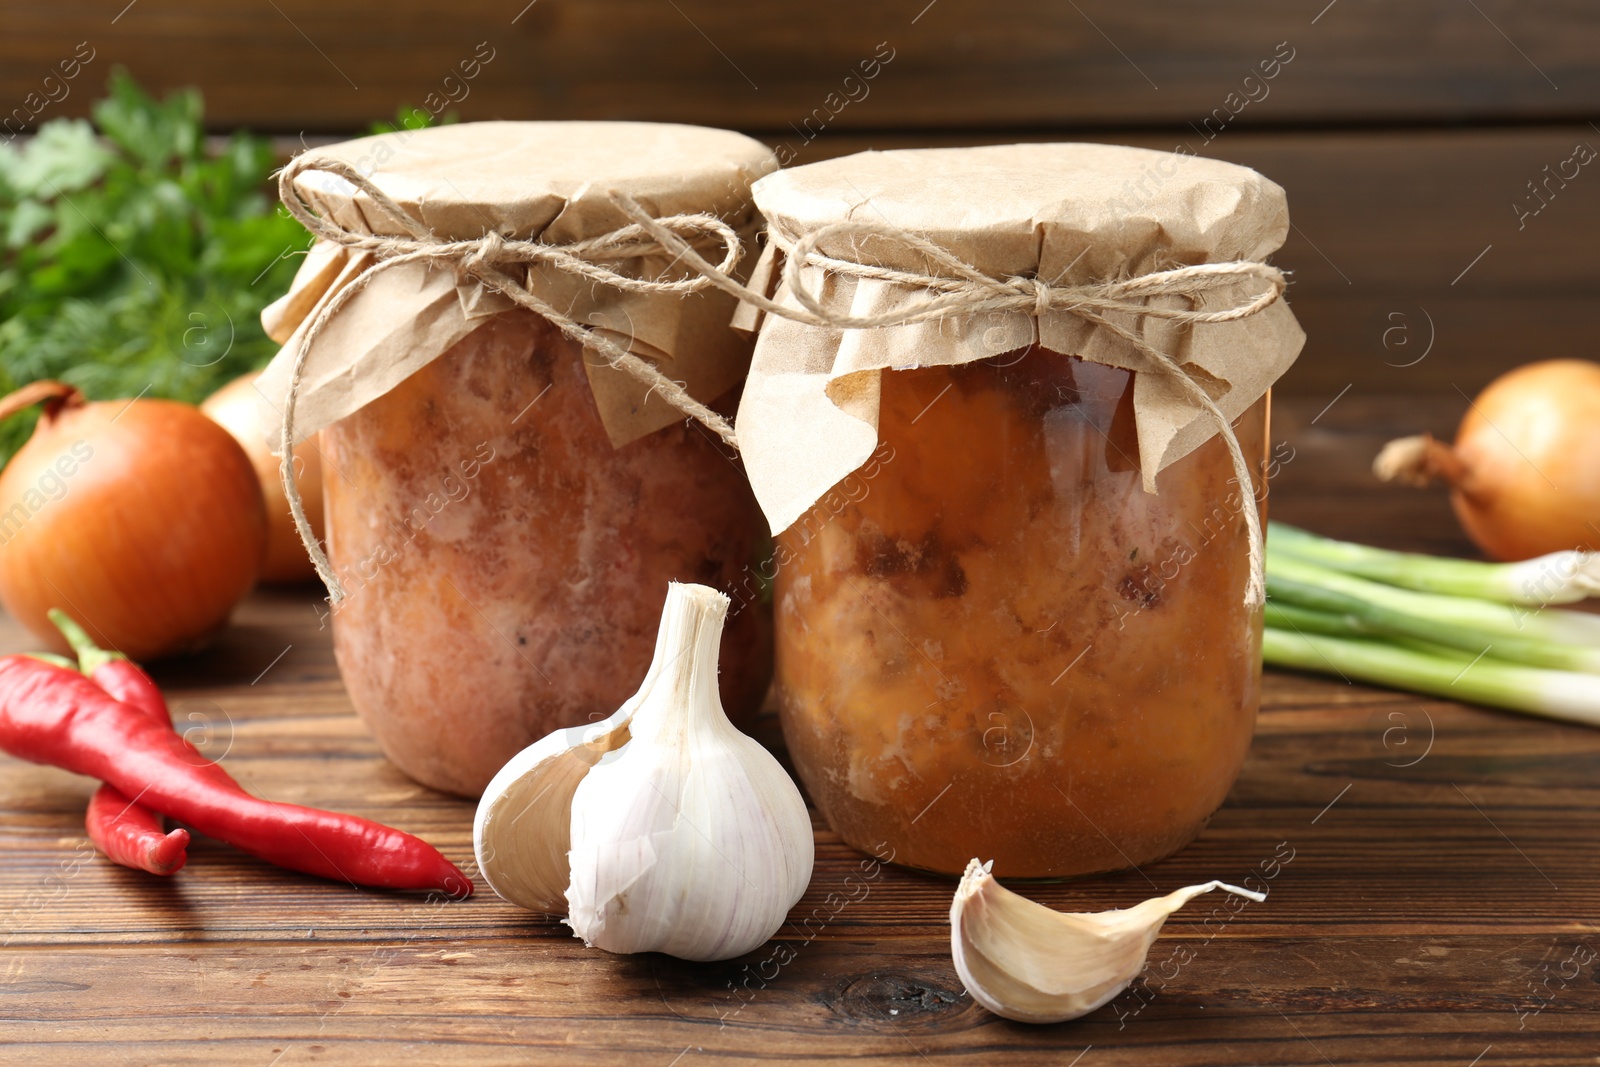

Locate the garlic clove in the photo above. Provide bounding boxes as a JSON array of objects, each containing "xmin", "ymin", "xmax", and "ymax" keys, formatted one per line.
[
  {"xmin": 950, "ymin": 858, "xmax": 1265, "ymax": 1024},
  {"xmin": 473, "ymin": 712, "xmax": 631, "ymax": 913},
  {"xmin": 473, "ymin": 575, "xmax": 692, "ymax": 912},
  {"xmin": 565, "ymin": 583, "xmax": 813, "ymax": 962}
]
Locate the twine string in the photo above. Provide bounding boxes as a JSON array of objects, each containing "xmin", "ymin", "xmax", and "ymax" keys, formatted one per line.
[
  {"xmin": 614, "ymin": 200, "xmax": 1285, "ymax": 606},
  {"xmin": 274, "ymin": 155, "xmax": 746, "ymax": 603},
  {"xmin": 275, "ymin": 156, "xmax": 1284, "ymax": 608}
]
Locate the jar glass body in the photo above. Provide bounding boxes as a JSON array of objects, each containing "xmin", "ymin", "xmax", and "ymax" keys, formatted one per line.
[
  {"xmin": 773, "ymin": 346, "xmax": 1267, "ymax": 877},
  {"xmin": 322, "ymin": 309, "xmax": 772, "ymax": 797}
]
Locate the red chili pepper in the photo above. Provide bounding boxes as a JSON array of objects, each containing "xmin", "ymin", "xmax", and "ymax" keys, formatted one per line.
[
  {"xmin": 0, "ymin": 654, "xmax": 471, "ymax": 896},
  {"xmin": 85, "ymin": 784, "xmax": 190, "ymax": 875},
  {"xmin": 47, "ymin": 612, "xmax": 191, "ymax": 876},
  {"xmin": 51, "ymin": 612, "xmax": 168, "ymax": 720}
]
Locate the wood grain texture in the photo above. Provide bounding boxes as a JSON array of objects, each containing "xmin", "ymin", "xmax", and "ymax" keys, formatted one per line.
[
  {"xmin": 6, "ymin": 6, "xmax": 1597, "ymax": 402},
  {"xmin": 2, "ymin": 393, "xmax": 1597, "ymax": 1064},
  {"xmin": 1, "ymin": 1, "xmax": 1596, "ymax": 132}
]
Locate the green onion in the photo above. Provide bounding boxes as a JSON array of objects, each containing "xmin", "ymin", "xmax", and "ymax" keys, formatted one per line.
[
  {"xmin": 1266, "ymin": 553, "xmax": 1600, "ymax": 662},
  {"xmin": 1268, "ymin": 522, "xmax": 1600, "ymax": 606},
  {"xmin": 1265, "ymin": 601, "xmax": 1532, "ymax": 663},
  {"xmin": 1262, "ymin": 627, "xmax": 1600, "ymax": 727},
  {"xmin": 1265, "ymin": 601, "xmax": 1370, "ymax": 640},
  {"xmin": 1262, "ymin": 525, "xmax": 1600, "ymax": 727}
]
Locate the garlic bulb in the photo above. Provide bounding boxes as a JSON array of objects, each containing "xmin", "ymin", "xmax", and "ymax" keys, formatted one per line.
[
  {"xmin": 474, "ymin": 582, "xmax": 813, "ymax": 962},
  {"xmin": 950, "ymin": 858, "xmax": 1264, "ymax": 1024}
]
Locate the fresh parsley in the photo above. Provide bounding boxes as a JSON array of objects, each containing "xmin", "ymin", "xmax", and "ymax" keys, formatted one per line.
[{"xmin": 0, "ymin": 70, "xmax": 310, "ymax": 461}]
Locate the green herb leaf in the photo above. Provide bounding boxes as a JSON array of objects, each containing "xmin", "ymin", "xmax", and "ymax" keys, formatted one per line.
[{"xmin": 0, "ymin": 68, "xmax": 310, "ymax": 461}]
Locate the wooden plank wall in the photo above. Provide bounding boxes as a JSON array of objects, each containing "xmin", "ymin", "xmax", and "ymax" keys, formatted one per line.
[{"xmin": 2, "ymin": 0, "xmax": 1596, "ymax": 398}]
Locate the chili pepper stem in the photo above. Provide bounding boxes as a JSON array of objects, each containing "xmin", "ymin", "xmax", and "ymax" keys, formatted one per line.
[
  {"xmin": 23, "ymin": 652, "xmax": 78, "ymax": 671},
  {"xmin": 47, "ymin": 608, "xmax": 125, "ymax": 675}
]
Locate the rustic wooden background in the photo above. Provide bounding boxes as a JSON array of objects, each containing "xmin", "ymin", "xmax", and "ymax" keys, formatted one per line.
[
  {"xmin": 4, "ymin": 0, "xmax": 1597, "ymax": 402},
  {"xmin": 2, "ymin": 3, "xmax": 1599, "ymax": 1064}
]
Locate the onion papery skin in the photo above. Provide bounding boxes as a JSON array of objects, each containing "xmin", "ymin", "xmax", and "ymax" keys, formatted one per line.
[
  {"xmin": 0, "ymin": 395, "xmax": 267, "ymax": 660},
  {"xmin": 202, "ymin": 372, "xmax": 324, "ymax": 583},
  {"xmin": 1449, "ymin": 360, "xmax": 1600, "ymax": 561}
]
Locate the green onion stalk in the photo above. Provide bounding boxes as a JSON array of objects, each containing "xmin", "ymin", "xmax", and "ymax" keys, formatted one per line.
[
  {"xmin": 1262, "ymin": 525, "xmax": 1600, "ymax": 727},
  {"xmin": 1268, "ymin": 522, "xmax": 1600, "ymax": 606},
  {"xmin": 1265, "ymin": 553, "xmax": 1600, "ymax": 672},
  {"xmin": 1262, "ymin": 625, "xmax": 1600, "ymax": 728}
]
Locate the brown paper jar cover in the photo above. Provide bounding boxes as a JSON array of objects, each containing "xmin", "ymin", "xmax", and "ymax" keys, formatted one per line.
[
  {"xmin": 740, "ymin": 143, "xmax": 1300, "ymax": 877},
  {"xmin": 257, "ymin": 122, "xmax": 777, "ymax": 797},
  {"xmin": 734, "ymin": 142, "xmax": 1304, "ymax": 535},
  {"xmin": 259, "ymin": 120, "xmax": 777, "ymax": 450}
]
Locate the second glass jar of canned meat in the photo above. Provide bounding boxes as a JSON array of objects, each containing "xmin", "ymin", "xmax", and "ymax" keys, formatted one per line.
[{"xmin": 735, "ymin": 143, "xmax": 1305, "ymax": 877}]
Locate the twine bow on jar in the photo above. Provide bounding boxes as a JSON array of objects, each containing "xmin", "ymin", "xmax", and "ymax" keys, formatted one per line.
[
  {"xmin": 616, "ymin": 209, "xmax": 1289, "ymax": 607},
  {"xmin": 273, "ymin": 155, "xmax": 750, "ymax": 603},
  {"xmin": 274, "ymin": 153, "xmax": 1286, "ymax": 608}
]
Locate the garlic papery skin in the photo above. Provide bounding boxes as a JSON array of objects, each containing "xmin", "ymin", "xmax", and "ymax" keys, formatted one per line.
[
  {"xmin": 950, "ymin": 858, "xmax": 1265, "ymax": 1024},
  {"xmin": 473, "ymin": 710, "xmax": 632, "ymax": 913},
  {"xmin": 473, "ymin": 583, "xmax": 684, "ymax": 912},
  {"xmin": 564, "ymin": 583, "xmax": 814, "ymax": 962}
]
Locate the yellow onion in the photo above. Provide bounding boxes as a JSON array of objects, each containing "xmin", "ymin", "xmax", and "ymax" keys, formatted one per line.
[
  {"xmin": 0, "ymin": 380, "xmax": 267, "ymax": 660},
  {"xmin": 202, "ymin": 371, "xmax": 323, "ymax": 583},
  {"xmin": 1375, "ymin": 359, "xmax": 1600, "ymax": 561}
]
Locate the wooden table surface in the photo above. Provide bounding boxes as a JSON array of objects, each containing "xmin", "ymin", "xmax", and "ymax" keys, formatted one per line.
[{"xmin": 2, "ymin": 394, "xmax": 1596, "ymax": 1066}]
